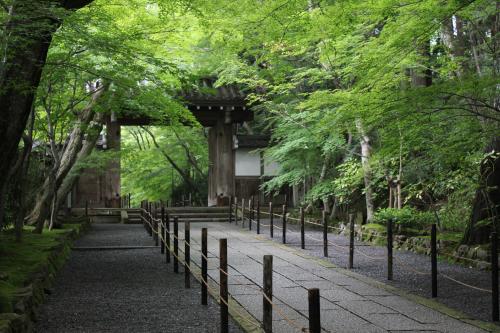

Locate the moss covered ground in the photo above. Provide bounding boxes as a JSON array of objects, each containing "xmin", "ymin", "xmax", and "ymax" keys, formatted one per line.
[{"xmin": 0, "ymin": 224, "xmax": 81, "ymax": 313}]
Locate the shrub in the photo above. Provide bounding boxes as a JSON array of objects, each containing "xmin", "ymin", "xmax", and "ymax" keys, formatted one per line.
[{"xmin": 372, "ymin": 207, "xmax": 436, "ymax": 230}]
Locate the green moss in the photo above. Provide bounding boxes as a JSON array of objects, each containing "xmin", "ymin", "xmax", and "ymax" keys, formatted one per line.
[
  {"xmin": 362, "ymin": 223, "xmax": 386, "ymax": 233},
  {"xmin": 0, "ymin": 224, "xmax": 80, "ymax": 315}
]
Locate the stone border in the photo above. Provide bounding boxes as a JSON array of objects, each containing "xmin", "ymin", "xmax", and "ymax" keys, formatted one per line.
[
  {"xmin": 0, "ymin": 222, "xmax": 90, "ymax": 333},
  {"xmin": 188, "ymin": 258, "xmax": 263, "ymax": 332}
]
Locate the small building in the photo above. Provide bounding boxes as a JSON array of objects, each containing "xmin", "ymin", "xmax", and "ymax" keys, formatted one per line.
[{"xmin": 233, "ymin": 134, "xmax": 280, "ymax": 201}]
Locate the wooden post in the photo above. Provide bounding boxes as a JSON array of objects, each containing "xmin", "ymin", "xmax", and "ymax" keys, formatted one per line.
[
  {"xmin": 308, "ymin": 288, "xmax": 321, "ymax": 333},
  {"xmin": 269, "ymin": 202, "xmax": 274, "ymax": 238},
  {"xmin": 220, "ymin": 239, "xmax": 228, "ymax": 333},
  {"xmin": 282, "ymin": 204, "xmax": 287, "ymax": 244},
  {"xmin": 349, "ymin": 214, "xmax": 355, "ymax": 269},
  {"xmin": 249, "ymin": 198, "xmax": 252, "ymax": 231},
  {"xmin": 128, "ymin": 193, "xmax": 131, "ymax": 208},
  {"xmin": 202, "ymin": 228, "xmax": 208, "ymax": 305},
  {"xmin": 229, "ymin": 196, "xmax": 233, "ymax": 224},
  {"xmin": 154, "ymin": 215, "xmax": 159, "ymax": 247},
  {"xmin": 387, "ymin": 218, "xmax": 393, "ymax": 280},
  {"xmin": 241, "ymin": 198, "xmax": 245, "ymax": 228},
  {"xmin": 431, "ymin": 223, "xmax": 437, "ymax": 298},
  {"xmin": 160, "ymin": 206, "xmax": 165, "ymax": 254},
  {"xmin": 85, "ymin": 200, "xmax": 88, "ymax": 217},
  {"xmin": 300, "ymin": 207, "xmax": 305, "ymax": 249},
  {"xmin": 185, "ymin": 222, "xmax": 191, "ymax": 289},
  {"xmin": 174, "ymin": 217, "xmax": 179, "ymax": 273},
  {"xmin": 263, "ymin": 255, "xmax": 273, "ymax": 333},
  {"xmin": 257, "ymin": 199, "xmax": 261, "ymax": 235},
  {"xmin": 234, "ymin": 197, "xmax": 238, "ymax": 225},
  {"xmin": 146, "ymin": 202, "xmax": 153, "ymax": 237},
  {"xmin": 323, "ymin": 210, "xmax": 328, "ymax": 257},
  {"xmin": 166, "ymin": 213, "xmax": 171, "ymax": 263},
  {"xmin": 160, "ymin": 220, "xmax": 164, "ymax": 254},
  {"xmin": 251, "ymin": 196, "xmax": 255, "ymax": 223},
  {"xmin": 492, "ymin": 232, "xmax": 499, "ymax": 321}
]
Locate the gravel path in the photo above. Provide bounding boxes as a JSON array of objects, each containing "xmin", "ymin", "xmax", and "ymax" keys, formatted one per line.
[
  {"xmin": 35, "ymin": 224, "xmax": 243, "ymax": 333},
  {"xmin": 246, "ymin": 216, "xmax": 498, "ymax": 324}
]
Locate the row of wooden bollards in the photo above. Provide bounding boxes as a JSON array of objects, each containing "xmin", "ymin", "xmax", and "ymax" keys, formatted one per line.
[
  {"xmin": 228, "ymin": 196, "xmax": 500, "ymax": 322},
  {"xmin": 140, "ymin": 200, "xmax": 324, "ymax": 333}
]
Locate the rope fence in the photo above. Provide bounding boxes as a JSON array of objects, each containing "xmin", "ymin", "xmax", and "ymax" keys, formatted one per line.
[
  {"xmin": 139, "ymin": 201, "xmax": 323, "ymax": 333},
  {"xmin": 138, "ymin": 195, "xmax": 500, "ymax": 325},
  {"xmin": 228, "ymin": 196, "xmax": 500, "ymax": 321}
]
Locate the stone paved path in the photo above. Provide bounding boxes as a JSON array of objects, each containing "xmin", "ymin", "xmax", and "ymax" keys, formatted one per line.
[
  {"xmin": 35, "ymin": 224, "xmax": 243, "ymax": 333},
  {"xmin": 182, "ymin": 221, "xmax": 491, "ymax": 333},
  {"xmin": 256, "ymin": 216, "xmax": 497, "ymax": 323}
]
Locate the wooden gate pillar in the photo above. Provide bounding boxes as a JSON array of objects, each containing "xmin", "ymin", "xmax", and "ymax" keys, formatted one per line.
[{"xmin": 208, "ymin": 115, "xmax": 235, "ymax": 206}]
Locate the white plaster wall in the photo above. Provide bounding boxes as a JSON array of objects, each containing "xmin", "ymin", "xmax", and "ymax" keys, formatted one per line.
[
  {"xmin": 263, "ymin": 156, "xmax": 280, "ymax": 176},
  {"xmin": 235, "ymin": 149, "xmax": 261, "ymax": 176}
]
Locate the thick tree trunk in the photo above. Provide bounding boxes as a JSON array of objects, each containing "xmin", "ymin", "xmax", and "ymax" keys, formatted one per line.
[
  {"xmin": 463, "ymin": 137, "xmax": 500, "ymax": 244},
  {"xmin": 356, "ymin": 120, "xmax": 375, "ymax": 223},
  {"xmin": 27, "ymin": 83, "xmax": 108, "ymax": 233},
  {"xmin": 0, "ymin": 0, "xmax": 94, "ymax": 231},
  {"xmin": 54, "ymin": 113, "xmax": 104, "ymax": 213}
]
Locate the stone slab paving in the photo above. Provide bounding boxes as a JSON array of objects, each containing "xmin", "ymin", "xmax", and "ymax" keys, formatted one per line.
[
  {"xmin": 35, "ymin": 224, "xmax": 243, "ymax": 333},
  {"xmin": 183, "ymin": 221, "xmax": 491, "ymax": 333}
]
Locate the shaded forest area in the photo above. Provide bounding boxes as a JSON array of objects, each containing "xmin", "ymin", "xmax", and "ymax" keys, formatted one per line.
[{"xmin": 0, "ymin": 0, "xmax": 498, "ymax": 248}]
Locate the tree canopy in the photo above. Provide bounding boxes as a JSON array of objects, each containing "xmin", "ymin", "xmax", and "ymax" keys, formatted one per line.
[{"xmin": 0, "ymin": 0, "xmax": 498, "ymax": 244}]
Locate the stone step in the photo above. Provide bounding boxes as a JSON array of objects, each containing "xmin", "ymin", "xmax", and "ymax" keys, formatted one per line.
[
  {"xmin": 167, "ymin": 212, "xmax": 229, "ymax": 218},
  {"xmin": 174, "ymin": 218, "xmax": 229, "ymax": 223},
  {"xmin": 166, "ymin": 207, "xmax": 229, "ymax": 214}
]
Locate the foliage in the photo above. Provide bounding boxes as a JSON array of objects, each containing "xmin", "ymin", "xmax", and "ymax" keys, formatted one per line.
[
  {"xmin": 121, "ymin": 126, "xmax": 208, "ymax": 205},
  {"xmin": 373, "ymin": 207, "xmax": 436, "ymax": 230}
]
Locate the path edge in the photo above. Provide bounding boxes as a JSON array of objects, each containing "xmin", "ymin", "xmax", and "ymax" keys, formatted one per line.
[{"xmin": 0, "ymin": 221, "xmax": 91, "ymax": 333}]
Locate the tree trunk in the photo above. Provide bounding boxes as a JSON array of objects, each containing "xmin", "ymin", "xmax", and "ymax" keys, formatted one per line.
[
  {"xmin": 54, "ymin": 113, "xmax": 104, "ymax": 213},
  {"xmin": 0, "ymin": 0, "xmax": 94, "ymax": 230},
  {"xmin": 27, "ymin": 83, "xmax": 108, "ymax": 233},
  {"xmin": 318, "ymin": 154, "xmax": 331, "ymax": 211},
  {"xmin": 356, "ymin": 120, "xmax": 375, "ymax": 223},
  {"xmin": 463, "ymin": 137, "xmax": 500, "ymax": 244}
]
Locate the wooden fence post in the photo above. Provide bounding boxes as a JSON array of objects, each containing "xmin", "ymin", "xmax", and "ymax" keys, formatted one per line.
[
  {"xmin": 431, "ymin": 223, "xmax": 437, "ymax": 298},
  {"xmin": 154, "ymin": 212, "xmax": 159, "ymax": 247},
  {"xmin": 349, "ymin": 214, "xmax": 355, "ymax": 269},
  {"xmin": 308, "ymin": 288, "xmax": 321, "ymax": 333},
  {"xmin": 269, "ymin": 202, "xmax": 274, "ymax": 238},
  {"xmin": 387, "ymin": 218, "xmax": 393, "ymax": 280},
  {"xmin": 202, "ymin": 228, "xmax": 208, "ymax": 305},
  {"xmin": 166, "ymin": 212, "xmax": 171, "ymax": 263},
  {"xmin": 263, "ymin": 255, "xmax": 273, "ymax": 333},
  {"xmin": 234, "ymin": 197, "xmax": 237, "ymax": 225},
  {"xmin": 300, "ymin": 207, "xmax": 305, "ymax": 249},
  {"xmin": 148, "ymin": 202, "xmax": 153, "ymax": 237},
  {"xmin": 220, "ymin": 239, "xmax": 228, "ymax": 333},
  {"xmin": 160, "ymin": 206, "xmax": 165, "ymax": 254},
  {"xmin": 257, "ymin": 199, "xmax": 261, "ymax": 235},
  {"xmin": 241, "ymin": 198, "xmax": 245, "ymax": 228},
  {"xmin": 229, "ymin": 196, "xmax": 233, "ymax": 224},
  {"xmin": 282, "ymin": 204, "xmax": 287, "ymax": 244},
  {"xmin": 323, "ymin": 210, "xmax": 328, "ymax": 257},
  {"xmin": 185, "ymin": 222, "xmax": 191, "ymax": 289},
  {"xmin": 174, "ymin": 217, "xmax": 179, "ymax": 273},
  {"xmin": 251, "ymin": 196, "xmax": 255, "ymax": 223},
  {"xmin": 85, "ymin": 200, "xmax": 88, "ymax": 217},
  {"xmin": 492, "ymin": 231, "xmax": 499, "ymax": 321},
  {"xmin": 249, "ymin": 198, "xmax": 252, "ymax": 231}
]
